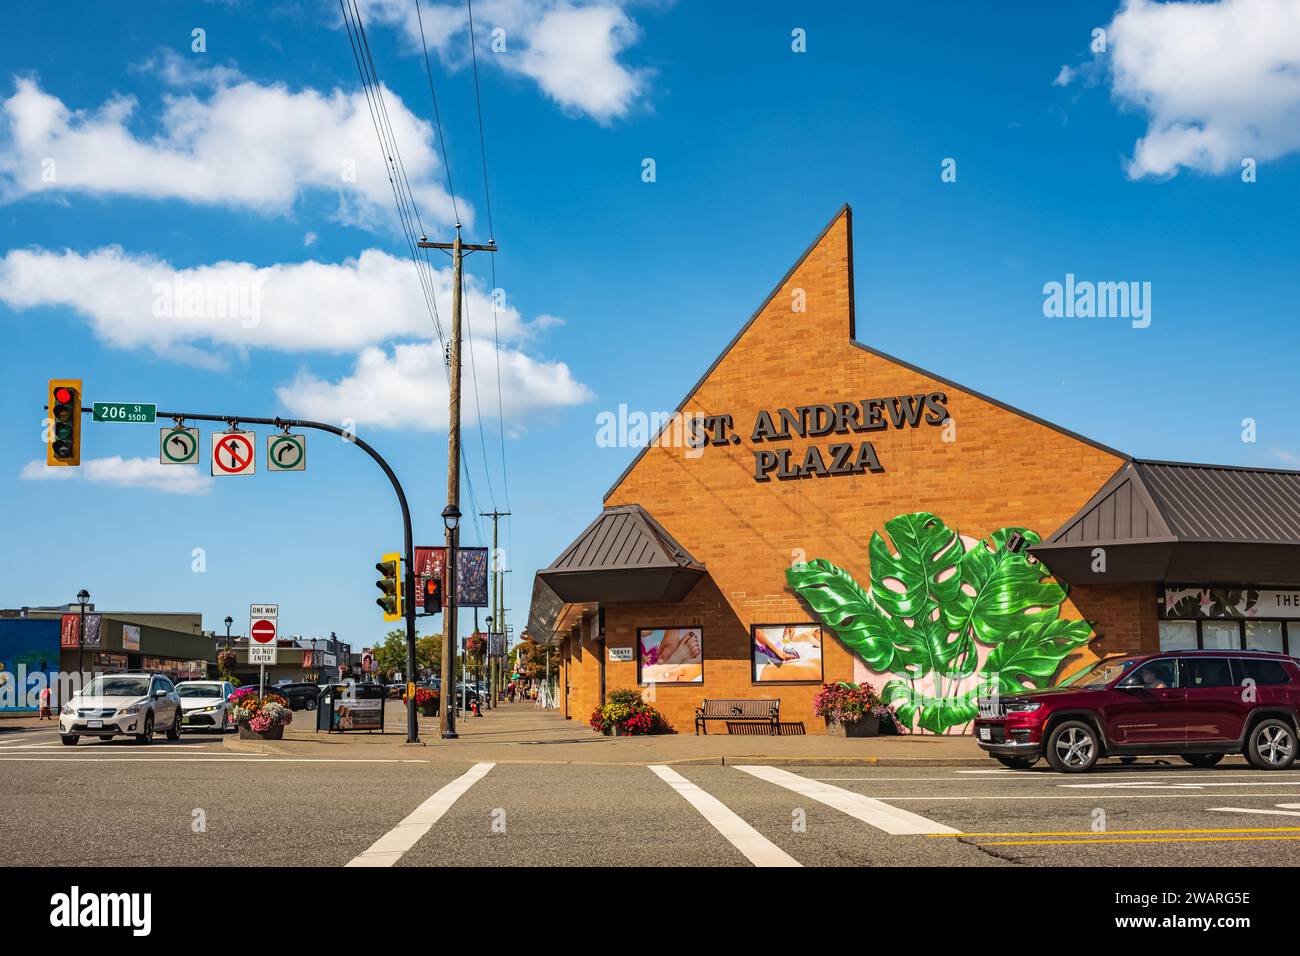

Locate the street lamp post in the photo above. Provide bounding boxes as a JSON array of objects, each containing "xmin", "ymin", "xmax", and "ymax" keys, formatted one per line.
[
  {"xmin": 440, "ymin": 504, "xmax": 460, "ymax": 739},
  {"xmin": 223, "ymin": 616, "xmax": 233, "ymax": 648},
  {"xmin": 76, "ymin": 589, "xmax": 90, "ymax": 680}
]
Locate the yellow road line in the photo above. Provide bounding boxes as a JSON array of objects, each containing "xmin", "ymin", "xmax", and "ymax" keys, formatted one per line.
[
  {"xmin": 928, "ymin": 826, "xmax": 1300, "ymax": 837},
  {"xmin": 980, "ymin": 834, "xmax": 1300, "ymax": 846}
]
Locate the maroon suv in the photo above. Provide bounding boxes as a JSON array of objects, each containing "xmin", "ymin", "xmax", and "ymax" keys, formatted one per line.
[{"xmin": 974, "ymin": 650, "xmax": 1300, "ymax": 773}]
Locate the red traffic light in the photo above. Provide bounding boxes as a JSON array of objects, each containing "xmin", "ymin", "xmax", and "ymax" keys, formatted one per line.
[{"xmin": 53, "ymin": 386, "xmax": 74, "ymax": 404}]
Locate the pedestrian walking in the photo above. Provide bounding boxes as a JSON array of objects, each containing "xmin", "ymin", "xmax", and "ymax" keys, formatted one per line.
[{"xmin": 38, "ymin": 685, "xmax": 52, "ymax": 720}]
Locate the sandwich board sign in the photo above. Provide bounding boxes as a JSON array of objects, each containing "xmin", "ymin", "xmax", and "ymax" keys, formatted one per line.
[
  {"xmin": 267, "ymin": 434, "xmax": 307, "ymax": 472},
  {"xmin": 211, "ymin": 431, "xmax": 256, "ymax": 477},
  {"xmin": 159, "ymin": 426, "xmax": 200, "ymax": 465}
]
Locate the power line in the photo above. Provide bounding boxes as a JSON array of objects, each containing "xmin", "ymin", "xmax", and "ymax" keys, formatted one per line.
[
  {"xmin": 465, "ymin": 0, "xmax": 511, "ymax": 512},
  {"xmin": 339, "ymin": 0, "xmax": 447, "ymax": 353},
  {"xmin": 414, "ymin": 0, "xmax": 460, "ymax": 225}
]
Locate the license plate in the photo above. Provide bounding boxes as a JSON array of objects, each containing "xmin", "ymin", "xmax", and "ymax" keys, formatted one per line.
[
  {"xmin": 87, "ymin": 719, "xmax": 103, "ymax": 729},
  {"xmin": 978, "ymin": 727, "xmax": 991, "ymax": 741}
]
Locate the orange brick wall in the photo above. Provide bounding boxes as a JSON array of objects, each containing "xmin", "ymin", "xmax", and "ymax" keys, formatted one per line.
[
  {"xmin": 1067, "ymin": 582, "xmax": 1161, "ymax": 662},
  {"xmin": 570, "ymin": 207, "xmax": 1142, "ymax": 732}
]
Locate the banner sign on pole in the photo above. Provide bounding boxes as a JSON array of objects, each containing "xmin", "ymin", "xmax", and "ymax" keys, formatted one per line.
[{"xmin": 413, "ymin": 546, "xmax": 490, "ymax": 608}]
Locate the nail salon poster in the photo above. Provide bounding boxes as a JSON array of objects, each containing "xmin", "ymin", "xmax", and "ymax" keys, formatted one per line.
[
  {"xmin": 752, "ymin": 624, "xmax": 823, "ymax": 683},
  {"xmin": 637, "ymin": 627, "xmax": 703, "ymax": 684}
]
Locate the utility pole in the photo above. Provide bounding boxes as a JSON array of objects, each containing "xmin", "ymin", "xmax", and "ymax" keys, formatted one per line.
[
  {"xmin": 482, "ymin": 509, "xmax": 509, "ymax": 708},
  {"xmin": 418, "ymin": 226, "xmax": 496, "ymax": 739}
]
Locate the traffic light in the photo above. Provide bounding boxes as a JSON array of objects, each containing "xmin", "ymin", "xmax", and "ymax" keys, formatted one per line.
[
  {"xmin": 46, "ymin": 378, "xmax": 82, "ymax": 466},
  {"xmin": 424, "ymin": 574, "xmax": 443, "ymax": 615},
  {"xmin": 375, "ymin": 552, "xmax": 402, "ymax": 622}
]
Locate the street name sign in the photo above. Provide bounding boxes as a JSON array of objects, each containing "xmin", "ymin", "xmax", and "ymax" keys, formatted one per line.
[
  {"xmin": 267, "ymin": 433, "xmax": 307, "ymax": 472},
  {"xmin": 92, "ymin": 402, "xmax": 157, "ymax": 423},
  {"xmin": 159, "ymin": 426, "xmax": 200, "ymax": 465},
  {"xmin": 211, "ymin": 431, "xmax": 256, "ymax": 477}
]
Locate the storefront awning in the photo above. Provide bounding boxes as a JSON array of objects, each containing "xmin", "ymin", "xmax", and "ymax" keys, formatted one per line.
[
  {"xmin": 536, "ymin": 504, "xmax": 705, "ymax": 605},
  {"xmin": 1031, "ymin": 460, "xmax": 1300, "ymax": 587}
]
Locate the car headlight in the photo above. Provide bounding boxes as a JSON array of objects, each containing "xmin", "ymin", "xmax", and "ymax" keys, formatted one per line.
[
  {"xmin": 118, "ymin": 705, "xmax": 142, "ymax": 716},
  {"xmin": 1005, "ymin": 702, "xmax": 1042, "ymax": 713},
  {"xmin": 61, "ymin": 704, "xmax": 75, "ymax": 715}
]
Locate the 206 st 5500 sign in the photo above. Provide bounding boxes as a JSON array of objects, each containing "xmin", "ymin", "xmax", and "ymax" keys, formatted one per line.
[{"xmin": 92, "ymin": 402, "xmax": 157, "ymax": 423}]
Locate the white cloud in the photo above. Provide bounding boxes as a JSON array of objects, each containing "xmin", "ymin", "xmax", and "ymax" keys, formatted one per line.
[
  {"xmin": 0, "ymin": 73, "xmax": 460, "ymax": 227},
  {"xmin": 277, "ymin": 337, "xmax": 593, "ymax": 430},
  {"xmin": 21, "ymin": 457, "xmax": 212, "ymax": 495},
  {"xmin": 1103, "ymin": 0, "xmax": 1300, "ymax": 178},
  {"xmin": 1052, "ymin": 65, "xmax": 1074, "ymax": 87},
  {"xmin": 0, "ymin": 243, "xmax": 593, "ymax": 430},
  {"xmin": 354, "ymin": 0, "xmax": 649, "ymax": 122},
  {"xmin": 0, "ymin": 245, "xmax": 543, "ymax": 357}
]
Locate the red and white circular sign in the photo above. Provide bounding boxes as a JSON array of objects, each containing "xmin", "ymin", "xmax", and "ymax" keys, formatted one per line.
[
  {"xmin": 250, "ymin": 619, "xmax": 277, "ymax": 644},
  {"xmin": 212, "ymin": 432, "xmax": 255, "ymax": 476}
]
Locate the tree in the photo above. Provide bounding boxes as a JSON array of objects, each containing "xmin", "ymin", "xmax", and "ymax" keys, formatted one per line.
[{"xmin": 514, "ymin": 635, "xmax": 558, "ymax": 681}]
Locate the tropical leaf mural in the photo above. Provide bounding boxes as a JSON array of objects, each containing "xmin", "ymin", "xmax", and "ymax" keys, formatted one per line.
[{"xmin": 787, "ymin": 512, "xmax": 1094, "ymax": 734}]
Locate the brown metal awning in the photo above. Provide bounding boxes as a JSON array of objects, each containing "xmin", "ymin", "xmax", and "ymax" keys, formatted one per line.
[
  {"xmin": 536, "ymin": 504, "xmax": 705, "ymax": 605},
  {"xmin": 1032, "ymin": 459, "xmax": 1300, "ymax": 587}
]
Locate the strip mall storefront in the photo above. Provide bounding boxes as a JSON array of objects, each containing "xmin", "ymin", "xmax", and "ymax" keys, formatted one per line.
[{"xmin": 527, "ymin": 206, "xmax": 1300, "ymax": 735}]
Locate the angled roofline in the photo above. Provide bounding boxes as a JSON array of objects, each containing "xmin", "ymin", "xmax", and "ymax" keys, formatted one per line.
[
  {"xmin": 601, "ymin": 203, "xmax": 1129, "ymax": 503},
  {"xmin": 544, "ymin": 503, "xmax": 704, "ymax": 573},
  {"xmin": 1034, "ymin": 459, "xmax": 1175, "ymax": 549},
  {"xmin": 1133, "ymin": 457, "xmax": 1300, "ymax": 477}
]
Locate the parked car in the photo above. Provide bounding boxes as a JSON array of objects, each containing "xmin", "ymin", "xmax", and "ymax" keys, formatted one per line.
[
  {"xmin": 385, "ymin": 682, "xmax": 405, "ymax": 699},
  {"xmin": 271, "ymin": 682, "xmax": 324, "ymax": 712},
  {"xmin": 59, "ymin": 672, "xmax": 182, "ymax": 745},
  {"xmin": 175, "ymin": 680, "xmax": 236, "ymax": 732},
  {"xmin": 974, "ymin": 650, "xmax": 1300, "ymax": 773}
]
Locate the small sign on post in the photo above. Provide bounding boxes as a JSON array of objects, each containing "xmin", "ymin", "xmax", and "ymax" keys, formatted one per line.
[{"xmin": 159, "ymin": 426, "xmax": 200, "ymax": 465}]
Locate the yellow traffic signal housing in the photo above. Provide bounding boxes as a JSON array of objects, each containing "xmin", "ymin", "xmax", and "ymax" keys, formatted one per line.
[
  {"xmin": 375, "ymin": 552, "xmax": 402, "ymax": 622},
  {"xmin": 47, "ymin": 378, "xmax": 82, "ymax": 466}
]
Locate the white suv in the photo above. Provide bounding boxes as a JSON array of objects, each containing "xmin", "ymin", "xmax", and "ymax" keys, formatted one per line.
[{"xmin": 60, "ymin": 673, "xmax": 182, "ymax": 745}]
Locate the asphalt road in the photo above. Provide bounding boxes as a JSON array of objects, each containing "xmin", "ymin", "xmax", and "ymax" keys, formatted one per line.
[{"xmin": 4, "ymin": 725, "xmax": 1300, "ymax": 868}]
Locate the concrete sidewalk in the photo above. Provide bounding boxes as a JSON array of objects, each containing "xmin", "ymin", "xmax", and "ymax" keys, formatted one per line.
[{"xmin": 223, "ymin": 700, "xmax": 993, "ymax": 766}]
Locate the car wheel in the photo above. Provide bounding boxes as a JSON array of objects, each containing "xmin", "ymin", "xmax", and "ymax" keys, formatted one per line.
[
  {"xmin": 305, "ymin": 698, "xmax": 317, "ymax": 711},
  {"xmin": 1182, "ymin": 753, "xmax": 1225, "ymax": 768},
  {"xmin": 220, "ymin": 713, "xmax": 229, "ymax": 733},
  {"xmin": 1045, "ymin": 720, "xmax": 1100, "ymax": 773},
  {"xmin": 135, "ymin": 712, "xmax": 154, "ymax": 745},
  {"xmin": 995, "ymin": 756, "xmax": 1037, "ymax": 769},
  {"xmin": 166, "ymin": 710, "xmax": 181, "ymax": 741},
  {"xmin": 1247, "ymin": 719, "xmax": 1297, "ymax": 770},
  {"xmin": 60, "ymin": 735, "xmax": 78, "ymax": 746}
]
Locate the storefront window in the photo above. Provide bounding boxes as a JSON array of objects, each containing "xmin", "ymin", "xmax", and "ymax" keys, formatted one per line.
[
  {"xmin": 1158, "ymin": 621, "xmax": 1197, "ymax": 651},
  {"xmin": 1201, "ymin": 621, "xmax": 1242, "ymax": 651},
  {"xmin": 1245, "ymin": 621, "xmax": 1285, "ymax": 654}
]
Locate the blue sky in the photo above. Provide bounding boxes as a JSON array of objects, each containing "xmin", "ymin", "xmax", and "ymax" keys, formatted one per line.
[{"xmin": 2, "ymin": 0, "xmax": 1298, "ymax": 650}]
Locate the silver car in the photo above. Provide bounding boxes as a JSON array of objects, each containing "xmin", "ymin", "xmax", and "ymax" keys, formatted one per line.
[{"xmin": 60, "ymin": 673, "xmax": 183, "ymax": 745}]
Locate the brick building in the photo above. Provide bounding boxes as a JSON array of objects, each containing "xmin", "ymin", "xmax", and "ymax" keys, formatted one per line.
[{"xmin": 527, "ymin": 206, "xmax": 1300, "ymax": 735}]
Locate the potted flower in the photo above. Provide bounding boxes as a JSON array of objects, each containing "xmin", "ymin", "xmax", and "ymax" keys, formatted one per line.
[
  {"xmin": 813, "ymin": 681, "xmax": 896, "ymax": 738},
  {"xmin": 404, "ymin": 686, "xmax": 439, "ymax": 717},
  {"xmin": 228, "ymin": 687, "xmax": 294, "ymax": 740},
  {"xmin": 589, "ymin": 689, "xmax": 673, "ymax": 736}
]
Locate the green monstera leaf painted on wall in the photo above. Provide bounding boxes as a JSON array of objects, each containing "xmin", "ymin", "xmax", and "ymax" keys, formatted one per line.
[
  {"xmin": 785, "ymin": 559, "xmax": 898, "ymax": 672},
  {"xmin": 786, "ymin": 513, "xmax": 1094, "ymax": 735},
  {"xmin": 983, "ymin": 618, "xmax": 1094, "ymax": 696},
  {"xmin": 881, "ymin": 680, "xmax": 980, "ymax": 735}
]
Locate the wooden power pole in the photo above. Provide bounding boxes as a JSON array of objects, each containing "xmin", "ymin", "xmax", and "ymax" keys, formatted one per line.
[
  {"xmin": 482, "ymin": 509, "xmax": 509, "ymax": 707},
  {"xmin": 418, "ymin": 225, "xmax": 496, "ymax": 739}
]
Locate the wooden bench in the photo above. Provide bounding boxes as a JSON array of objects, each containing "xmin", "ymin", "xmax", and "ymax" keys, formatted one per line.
[{"xmin": 694, "ymin": 698, "xmax": 780, "ymax": 736}]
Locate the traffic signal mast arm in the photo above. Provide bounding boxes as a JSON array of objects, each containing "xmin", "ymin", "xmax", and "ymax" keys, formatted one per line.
[{"xmin": 89, "ymin": 405, "xmax": 424, "ymax": 743}]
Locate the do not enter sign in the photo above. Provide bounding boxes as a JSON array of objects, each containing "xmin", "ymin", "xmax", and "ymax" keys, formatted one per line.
[{"xmin": 250, "ymin": 619, "xmax": 277, "ymax": 644}]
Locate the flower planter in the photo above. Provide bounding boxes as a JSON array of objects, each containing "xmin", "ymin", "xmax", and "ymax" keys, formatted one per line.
[
  {"xmin": 826, "ymin": 714, "xmax": 880, "ymax": 738},
  {"xmin": 420, "ymin": 701, "xmax": 439, "ymax": 717},
  {"xmin": 238, "ymin": 723, "xmax": 285, "ymax": 741}
]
